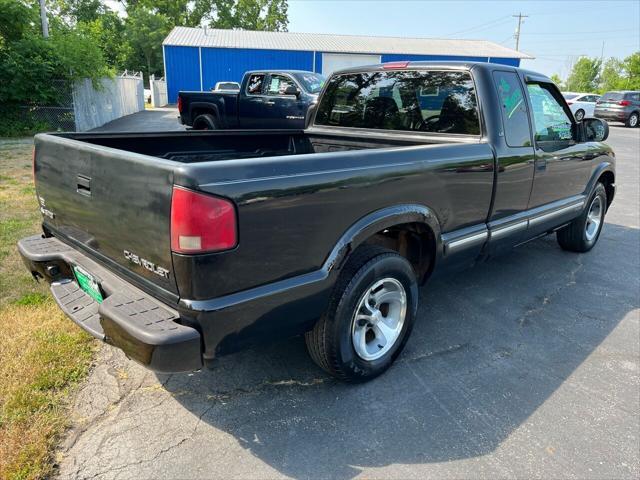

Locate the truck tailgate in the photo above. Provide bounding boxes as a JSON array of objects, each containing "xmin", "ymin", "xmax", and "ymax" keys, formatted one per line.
[{"xmin": 34, "ymin": 134, "xmax": 178, "ymax": 295}]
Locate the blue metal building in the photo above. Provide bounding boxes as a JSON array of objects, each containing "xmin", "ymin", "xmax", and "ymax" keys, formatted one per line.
[{"xmin": 163, "ymin": 27, "xmax": 532, "ymax": 103}]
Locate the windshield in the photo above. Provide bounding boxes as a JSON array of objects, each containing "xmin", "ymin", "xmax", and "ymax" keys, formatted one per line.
[
  {"xmin": 563, "ymin": 93, "xmax": 579, "ymax": 100},
  {"xmin": 217, "ymin": 82, "xmax": 239, "ymax": 91},
  {"xmin": 293, "ymin": 72, "xmax": 325, "ymax": 94}
]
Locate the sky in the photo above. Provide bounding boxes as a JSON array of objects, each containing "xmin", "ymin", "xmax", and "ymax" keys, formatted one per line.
[{"xmin": 286, "ymin": 0, "xmax": 640, "ymax": 78}]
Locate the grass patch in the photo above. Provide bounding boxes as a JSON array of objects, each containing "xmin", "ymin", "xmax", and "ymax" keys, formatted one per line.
[{"xmin": 0, "ymin": 143, "xmax": 95, "ymax": 480}]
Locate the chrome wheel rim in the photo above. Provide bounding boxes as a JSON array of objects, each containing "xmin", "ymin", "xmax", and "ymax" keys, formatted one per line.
[
  {"xmin": 351, "ymin": 277, "xmax": 407, "ymax": 361},
  {"xmin": 585, "ymin": 195, "xmax": 603, "ymax": 241},
  {"xmin": 630, "ymin": 114, "xmax": 638, "ymax": 127}
]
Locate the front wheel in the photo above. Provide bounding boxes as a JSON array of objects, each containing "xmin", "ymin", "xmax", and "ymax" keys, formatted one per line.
[
  {"xmin": 557, "ymin": 183, "xmax": 607, "ymax": 252},
  {"xmin": 625, "ymin": 112, "xmax": 639, "ymax": 128},
  {"xmin": 305, "ymin": 245, "xmax": 418, "ymax": 382}
]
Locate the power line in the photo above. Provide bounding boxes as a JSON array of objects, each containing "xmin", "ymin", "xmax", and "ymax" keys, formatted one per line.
[
  {"xmin": 444, "ymin": 15, "xmax": 512, "ymax": 37},
  {"xmin": 525, "ymin": 28, "xmax": 639, "ymax": 35}
]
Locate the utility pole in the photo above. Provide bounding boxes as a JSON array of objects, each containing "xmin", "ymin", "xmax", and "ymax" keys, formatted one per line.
[
  {"xmin": 39, "ymin": 0, "xmax": 49, "ymax": 38},
  {"xmin": 512, "ymin": 12, "xmax": 528, "ymax": 51}
]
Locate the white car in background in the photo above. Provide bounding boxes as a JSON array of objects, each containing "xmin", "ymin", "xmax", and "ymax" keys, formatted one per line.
[
  {"xmin": 562, "ymin": 92, "xmax": 600, "ymax": 121},
  {"xmin": 213, "ymin": 81, "xmax": 241, "ymax": 92}
]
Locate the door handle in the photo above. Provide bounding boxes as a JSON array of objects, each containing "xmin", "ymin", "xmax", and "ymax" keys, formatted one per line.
[
  {"xmin": 264, "ymin": 101, "xmax": 275, "ymax": 106},
  {"xmin": 76, "ymin": 174, "xmax": 91, "ymax": 196}
]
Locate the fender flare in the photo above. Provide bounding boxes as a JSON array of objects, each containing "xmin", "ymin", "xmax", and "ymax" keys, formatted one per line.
[
  {"xmin": 190, "ymin": 102, "xmax": 222, "ymax": 127},
  {"xmin": 585, "ymin": 160, "xmax": 615, "ymax": 203},
  {"xmin": 323, "ymin": 204, "xmax": 442, "ymax": 278}
]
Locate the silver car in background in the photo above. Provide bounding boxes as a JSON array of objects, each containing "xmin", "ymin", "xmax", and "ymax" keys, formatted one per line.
[{"xmin": 594, "ymin": 91, "xmax": 640, "ymax": 128}]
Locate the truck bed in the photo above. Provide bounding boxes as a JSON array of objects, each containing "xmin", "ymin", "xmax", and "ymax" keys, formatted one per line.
[
  {"xmin": 58, "ymin": 129, "xmax": 473, "ymax": 163},
  {"xmin": 34, "ymin": 128, "xmax": 489, "ymax": 308}
]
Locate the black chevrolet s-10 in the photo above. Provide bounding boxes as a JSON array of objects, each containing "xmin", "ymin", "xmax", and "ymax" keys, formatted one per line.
[{"xmin": 19, "ymin": 61, "xmax": 615, "ymax": 382}]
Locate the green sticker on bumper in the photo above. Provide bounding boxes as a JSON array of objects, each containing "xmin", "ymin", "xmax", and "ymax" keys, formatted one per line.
[{"xmin": 73, "ymin": 265, "xmax": 103, "ymax": 303}]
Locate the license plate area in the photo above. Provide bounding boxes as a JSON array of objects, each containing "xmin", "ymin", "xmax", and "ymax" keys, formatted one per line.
[{"xmin": 73, "ymin": 265, "xmax": 104, "ymax": 303}]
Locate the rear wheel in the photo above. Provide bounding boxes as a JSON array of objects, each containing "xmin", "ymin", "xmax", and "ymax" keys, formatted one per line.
[
  {"xmin": 625, "ymin": 112, "xmax": 639, "ymax": 128},
  {"xmin": 305, "ymin": 245, "xmax": 418, "ymax": 382},
  {"xmin": 557, "ymin": 183, "xmax": 607, "ymax": 252},
  {"xmin": 574, "ymin": 109, "xmax": 585, "ymax": 122},
  {"xmin": 193, "ymin": 113, "xmax": 218, "ymax": 130}
]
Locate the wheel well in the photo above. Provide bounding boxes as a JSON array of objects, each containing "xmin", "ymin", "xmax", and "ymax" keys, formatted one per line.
[
  {"xmin": 361, "ymin": 222, "xmax": 436, "ymax": 283},
  {"xmin": 598, "ymin": 170, "xmax": 615, "ymax": 209},
  {"xmin": 192, "ymin": 108, "xmax": 217, "ymax": 124}
]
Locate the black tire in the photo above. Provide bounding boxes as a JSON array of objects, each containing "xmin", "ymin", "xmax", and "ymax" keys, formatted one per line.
[
  {"xmin": 305, "ymin": 245, "xmax": 419, "ymax": 382},
  {"xmin": 625, "ymin": 112, "xmax": 639, "ymax": 128},
  {"xmin": 193, "ymin": 113, "xmax": 218, "ymax": 130},
  {"xmin": 574, "ymin": 109, "xmax": 585, "ymax": 122},
  {"xmin": 557, "ymin": 183, "xmax": 607, "ymax": 252}
]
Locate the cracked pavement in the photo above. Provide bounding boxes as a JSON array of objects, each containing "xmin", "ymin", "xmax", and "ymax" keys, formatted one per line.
[{"xmin": 56, "ymin": 126, "xmax": 639, "ymax": 479}]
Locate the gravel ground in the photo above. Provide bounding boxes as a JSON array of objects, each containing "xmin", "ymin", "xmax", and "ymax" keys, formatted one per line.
[{"xmin": 56, "ymin": 126, "xmax": 639, "ymax": 480}]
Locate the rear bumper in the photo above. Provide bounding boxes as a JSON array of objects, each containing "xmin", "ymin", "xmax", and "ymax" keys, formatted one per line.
[
  {"xmin": 18, "ymin": 235, "xmax": 202, "ymax": 373},
  {"xmin": 594, "ymin": 109, "xmax": 627, "ymax": 122}
]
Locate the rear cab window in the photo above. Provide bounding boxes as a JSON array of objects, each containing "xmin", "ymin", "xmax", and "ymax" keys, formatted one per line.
[{"xmin": 314, "ymin": 69, "xmax": 480, "ymax": 135}]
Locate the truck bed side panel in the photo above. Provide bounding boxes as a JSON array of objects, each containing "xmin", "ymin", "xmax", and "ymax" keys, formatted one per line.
[{"xmin": 173, "ymin": 142, "xmax": 495, "ymax": 300}]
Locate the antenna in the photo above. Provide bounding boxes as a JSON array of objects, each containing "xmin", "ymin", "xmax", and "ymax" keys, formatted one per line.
[{"xmin": 512, "ymin": 13, "xmax": 528, "ymax": 51}]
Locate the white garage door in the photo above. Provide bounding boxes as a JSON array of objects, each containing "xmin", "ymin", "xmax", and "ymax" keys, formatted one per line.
[{"xmin": 321, "ymin": 53, "xmax": 382, "ymax": 76}]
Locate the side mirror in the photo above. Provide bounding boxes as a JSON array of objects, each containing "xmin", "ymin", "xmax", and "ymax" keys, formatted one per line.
[
  {"xmin": 582, "ymin": 117, "xmax": 609, "ymax": 142},
  {"xmin": 284, "ymin": 85, "xmax": 301, "ymax": 97}
]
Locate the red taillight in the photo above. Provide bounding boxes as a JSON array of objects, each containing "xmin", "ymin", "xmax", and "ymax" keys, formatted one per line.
[
  {"xmin": 383, "ymin": 61, "xmax": 410, "ymax": 69},
  {"xmin": 566, "ymin": 101, "xmax": 573, "ymax": 105},
  {"xmin": 170, "ymin": 186, "xmax": 237, "ymax": 254},
  {"xmin": 177, "ymin": 96, "xmax": 183, "ymax": 113},
  {"xmin": 618, "ymin": 100, "xmax": 631, "ymax": 106}
]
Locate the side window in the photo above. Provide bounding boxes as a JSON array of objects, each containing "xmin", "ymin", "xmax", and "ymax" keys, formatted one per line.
[
  {"xmin": 629, "ymin": 93, "xmax": 640, "ymax": 102},
  {"xmin": 493, "ymin": 71, "xmax": 531, "ymax": 147},
  {"xmin": 526, "ymin": 83, "xmax": 574, "ymax": 143},
  {"xmin": 266, "ymin": 75, "xmax": 295, "ymax": 96},
  {"xmin": 246, "ymin": 74, "xmax": 265, "ymax": 95}
]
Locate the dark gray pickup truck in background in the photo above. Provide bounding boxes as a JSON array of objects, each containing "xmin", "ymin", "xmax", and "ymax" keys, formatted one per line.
[
  {"xmin": 178, "ymin": 70, "xmax": 325, "ymax": 130},
  {"xmin": 20, "ymin": 61, "xmax": 615, "ymax": 382}
]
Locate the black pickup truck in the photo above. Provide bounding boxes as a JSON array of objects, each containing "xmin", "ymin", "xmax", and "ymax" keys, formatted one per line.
[
  {"xmin": 178, "ymin": 70, "xmax": 325, "ymax": 130},
  {"xmin": 20, "ymin": 61, "xmax": 615, "ymax": 382}
]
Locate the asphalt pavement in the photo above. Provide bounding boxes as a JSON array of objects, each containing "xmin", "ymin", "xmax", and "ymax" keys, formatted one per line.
[
  {"xmin": 90, "ymin": 107, "xmax": 186, "ymax": 132},
  {"xmin": 57, "ymin": 126, "xmax": 639, "ymax": 479}
]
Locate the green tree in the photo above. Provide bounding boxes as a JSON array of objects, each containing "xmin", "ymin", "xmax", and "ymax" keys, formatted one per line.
[
  {"xmin": 211, "ymin": 0, "xmax": 288, "ymax": 31},
  {"xmin": 78, "ymin": 11, "xmax": 128, "ymax": 70},
  {"xmin": 565, "ymin": 57, "xmax": 601, "ymax": 92},
  {"xmin": 124, "ymin": 7, "xmax": 171, "ymax": 79},
  {"xmin": 120, "ymin": 0, "xmax": 289, "ymax": 31},
  {"xmin": 550, "ymin": 73, "xmax": 563, "ymax": 89},
  {"xmin": 622, "ymin": 52, "xmax": 640, "ymax": 90},
  {"xmin": 599, "ymin": 57, "xmax": 624, "ymax": 92},
  {"xmin": 598, "ymin": 52, "xmax": 640, "ymax": 92},
  {"xmin": 0, "ymin": 0, "xmax": 38, "ymax": 45}
]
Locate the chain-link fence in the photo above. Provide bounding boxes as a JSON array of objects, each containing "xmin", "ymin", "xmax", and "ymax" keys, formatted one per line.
[
  {"xmin": 1, "ymin": 73, "xmax": 145, "ymax": 136},
  {"xmin": 16, "ymin": 80, "xmax": 76, "ymax": 132}
]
